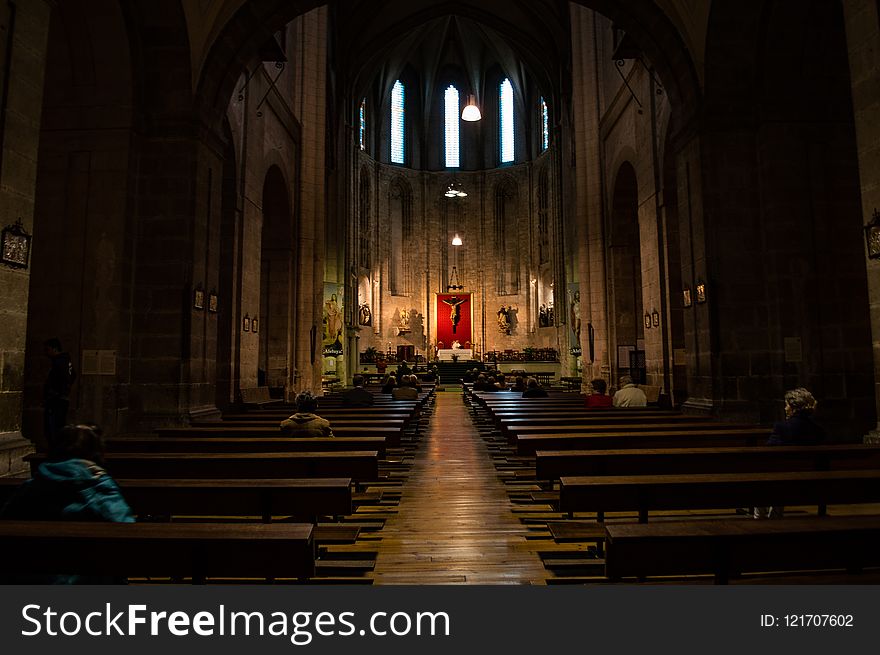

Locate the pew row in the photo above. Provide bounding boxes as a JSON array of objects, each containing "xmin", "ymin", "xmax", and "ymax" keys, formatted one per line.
[
  {"xmin": 0, "ymin": 521, "xmax": 314, "ymax": 583},
  {"xmin": 604, "ymin": 516, "xmax": 880, "ymax": 583},
  {"xmin": 559, "ymin": 469, "xmax": 880, "ymax": 522}
]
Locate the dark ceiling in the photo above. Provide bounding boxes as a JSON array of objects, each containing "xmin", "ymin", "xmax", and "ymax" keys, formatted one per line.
[{"xmin": 333, "ymin": 0, "xmax": 571, "ymax": 105}]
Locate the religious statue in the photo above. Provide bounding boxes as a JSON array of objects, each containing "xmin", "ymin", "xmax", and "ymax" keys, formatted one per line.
[
  {"xmin": 497, "ymin": 305, "xmax": 512, "ymax": 335},
  {"xmin": 570, "ymin": 291, "xmax": 581, "ymax": 342},
  {"xmin": 539, "ymin": 304, "xmax": 549, "ymax": 328},
  {"xmin": 399, "ymin": 309, "xmax": 410, "ymax": 329},
  {"xmin": 358, "ymin": 303, "xmax": 372, "ymax": 326},
  {"xmin": 324, "ymin": 293, "xmax": 342, "ymax": 344},
  {"xmin": 547, "ymin": 303, "xmax": 555, "ymax": 326},
  {"xmin": 441, "ymin": 295, "xmax": 467, "ymax": 334}
]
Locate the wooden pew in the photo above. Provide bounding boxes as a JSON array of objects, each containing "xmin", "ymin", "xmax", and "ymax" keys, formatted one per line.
[
  {"xmin": 155, "ymin": 425, "xmax": 402, "ymax": 446},
  {"xmin": 536, "ymin": 444, "xmax": 880, "ymax": 481},
  {"xmin": 516, "ymin": 428, "xmax": 768, "ymax": 454},
  {"xmin": 507, "ymin": 422, "xmax": 758, "ymax": 445},
  {"xmin": 0, "ymin": 477, "xmax": 351, "ymax": 523},
  {"xmin": 198, "ymin": 416, "xmax": 412, "ymax": 430},
  {"xmin": 27, "ymin": 451, "xmax": 380, "ymax": 486},
  {"xmin": 604, "ymin": 516, "xmax": 880, "ymax": 583},
  {"xmin": 559, "ymin": 469, "xmax": 880, "ymax": 522},
  {"xmin": 107, "ymin": 436, "xmax": 387, "ymax": 457},
  {"xmin": 0, "ymin": 520, "xmax": 314, "ymax": 583}
]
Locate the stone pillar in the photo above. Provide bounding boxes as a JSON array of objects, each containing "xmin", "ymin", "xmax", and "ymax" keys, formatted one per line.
[
  {"xmin": 295, "ymin": 7, "xmax": 328, "ymax": 393},
  {"xmin": 843, "ymin": 0, "xmax": 880, "ymax": 440},
  {"xmin": 569, "ymin": 6, "xmax": 609, "ymax": 389},
  {"xmin": 0, "ymin": 1, "xmax": 51, "ymax": 471}
]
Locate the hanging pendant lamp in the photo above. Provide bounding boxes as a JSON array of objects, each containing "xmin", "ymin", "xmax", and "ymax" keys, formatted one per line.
[{"xmin": 461, "ymin": 94, "xmax": 481, "ymax": 121}]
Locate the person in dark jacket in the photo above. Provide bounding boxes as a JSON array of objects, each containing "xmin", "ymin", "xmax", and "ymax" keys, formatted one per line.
[
  {"xmin": 280, "ymin": 391, "xmax": 334, "ymax": 437},
  {"xmin": 0, "ymin": 423, "xmax": 134, "ymax": 584},
  {"xmin": 755, "ymin": 388, "xmax": 825, "ymax": 518},
  {"xmin": 767, "ymin": 388, "xmax": 825, "ymax": 446},
  {"xmin": 342, "ymin": 375, "xmax": 374, "ymax": 407},
  {"xmin": 522, "ymin": 377, "xmax": 548, "ymax": 398},
  {"xmin": 43, "ymin": 338, "xmax": 76, "ymax": 450}
]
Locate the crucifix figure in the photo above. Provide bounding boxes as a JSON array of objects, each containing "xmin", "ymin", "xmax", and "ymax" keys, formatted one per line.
[{"xmin": 441, "ymin": 295, "xmax": 467, "ymax": 334}]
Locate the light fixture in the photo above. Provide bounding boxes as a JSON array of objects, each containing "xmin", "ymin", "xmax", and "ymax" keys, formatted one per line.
[
  {"xmin": 447, "ymin": 265, "xmax": 464, "ymax": 290},
  {"xmin": 451, "ymin": 234, "xmax": 463, "ymax": 246},
  {"xmin": 445, "ymin": 182, "xmax": 467, "ymax": 198},
  {"xmin": 461, "ymin": 94, "xmax": 481, "ymax": 121}
]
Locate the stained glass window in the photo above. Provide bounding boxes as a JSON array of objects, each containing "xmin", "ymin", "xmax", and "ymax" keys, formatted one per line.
[
  {"xmin": 500, "ymin": 78, "xmax": 514, "ymax": 163},
  {"xmin": 391, "ymin": 80, "xmax": 405, "ymax": 164},
  {"xmin": 359, "ymin": 98, "xmax": 366, "ymax": 151},
  {"xmin": 540, "ymin": 97, "xmax": 549, "ymax": 151},
  {"xmin": 444, "ymin": 85, "xmax": 460, "ymax": 168}
]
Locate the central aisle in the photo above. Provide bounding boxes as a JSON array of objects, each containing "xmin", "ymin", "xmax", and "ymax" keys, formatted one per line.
[{"xmin": 370, "ymin": 391, "xmax": 548, "ymax": 584}]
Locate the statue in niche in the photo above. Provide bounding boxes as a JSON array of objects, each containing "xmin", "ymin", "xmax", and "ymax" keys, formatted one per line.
[
  {"xmin": 497, "ymin": 305, "xmax": 512, "ymax": 335},
  {"xmin": 547, "ymin": 304, "xmax": 555, "ymax": 326},
  {"xmin": 358, "ymin": 303, "xmax": 372, "ymax": 326},
  {"xmin": 399, "ymin": 309, "xmax": 410, "ymax": 329},
  {"xmin": 441, "ymin": 295, "xmax": 467, "ymax": 334},
  {"xmin": 570, "ymin": 291, "xmax": 581, "ymax": 343},
  {"xmin": 539, "ymin": 304, "xmax": 549, "ymax": 328}
]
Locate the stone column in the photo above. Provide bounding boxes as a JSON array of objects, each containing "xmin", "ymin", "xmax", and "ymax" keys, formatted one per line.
[
  {"xmin": 0, "ymin": 1, "xmax": 51, "ymax": 471},
  {"xmin": 843, "ymin": 0, "xmax": 880, "ymax": 440}
]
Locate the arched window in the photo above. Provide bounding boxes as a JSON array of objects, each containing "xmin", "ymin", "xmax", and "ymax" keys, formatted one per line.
[
  {"xmin": 499, "ymin": 78, "xmax": 514, "ymax": 163},
  {"xmin": 540, "ymin": 97, "xmax": 549, "ymax": 151},
  {"xmin": 359, "ymin": 98, "xmax": 366, "ymax": 151},
  {"xmin": 444, "ymin": 85, "xmax": 460, "ymax": 168},
  {"xmin": 391, "ymin": 80, "xmax": 405, "ymax": 164}
]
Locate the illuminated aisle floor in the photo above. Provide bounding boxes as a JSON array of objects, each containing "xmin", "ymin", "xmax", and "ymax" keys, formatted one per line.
[{"xmin": 370, "ymin": 391, "xmax": 548, "ymax": 584}]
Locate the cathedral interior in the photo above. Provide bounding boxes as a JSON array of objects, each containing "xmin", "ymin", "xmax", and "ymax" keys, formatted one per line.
[{"xmin": 0, "ymin": 0, "xmax": 879, "ymax": 585}]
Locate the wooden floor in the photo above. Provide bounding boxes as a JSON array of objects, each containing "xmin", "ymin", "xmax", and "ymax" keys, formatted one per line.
[{"xmin": 370, "ymin": 391, "xmax": 549, "ymax": 584}]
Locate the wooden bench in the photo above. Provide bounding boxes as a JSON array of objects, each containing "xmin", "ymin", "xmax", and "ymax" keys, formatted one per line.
[
  {"xmin": 107, "ymin": 436, "xmax": 387, "ymax": 457},
  {"xmin": 240, "ymin": 387, "xmax": 281, "ymax": 408},
  {"xmin": 536, "ymin": 444, "xmax": 880, "ymax": 481},
  {"xmin": 516, "ymin": 428, "xmax": 768, "ymax": 455},
  {"xmin": 605, "ymin": 515, "xmax": 880, "ymax": 583},
  {"xmin": 0, "ymin": 476, "xmax": 352, "ymax": 523},
  {"xmin": 506, "ymin": 421, "xmax": 752, "ymax": 444},
  {"xmin": 27, "ymin": 451, "xmax": 380, "ymax": 486},
  {"xmin": 0, "ymin": 520, "xmax": 314, "ymax": 583},
  {"xmin": 155, "ymin": 425, "xmax": 402, "ymax": 446},
  {"xmin": 559, "ymin": 469, "xmax": 880, "ymax": 521}
]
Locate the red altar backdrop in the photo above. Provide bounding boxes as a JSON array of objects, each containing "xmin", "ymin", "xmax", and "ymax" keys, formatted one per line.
[{"xmin": 436, "ymin": 293, "xmax": 472, "ymax": 348}]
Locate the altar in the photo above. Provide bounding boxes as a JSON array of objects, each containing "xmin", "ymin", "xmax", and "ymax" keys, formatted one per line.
[{"xmin": 438, "ymin": 348, "xmax": 473, "ymax": 361}]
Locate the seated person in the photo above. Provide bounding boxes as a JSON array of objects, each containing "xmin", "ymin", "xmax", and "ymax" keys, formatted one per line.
[
  {"xmin": 342, "ymin": 374, "xmax": 374, "ymax": 407},
  {"xmin": 423, "ymin": 366, "xmax": 438, "ymax": 382},
  {"xmin": 280, "ymin": 391, "xmax": 333, "ymax": 437},
  {"xmin": 472, "ymin": 373, "xmax": 490, "ymax": 391},
  {"xmin": 494, "ymin": 374, "xmax": 509, "ymax": 391},
  {"xmin": 585, "ymin": 378, "xmax": 613, "ymax": 409},
  {"xmin": 512, "ymin": 376, "xmax": 526, "ymax": 393},
  {"xmin": 409, "ymin": 375, "xmax": 423, "ymax": 393},
  {"xmin": 612, "ymin": 375, "xmax": 647, "ymax": 408},
  {"xmin": 522, "ymin": 377, "xmax": 548, "ymax": 398},
  {"xmin": 0, "ymin": 423, "xmax": 135, "ymax": 584},
  {"xmin": 397, "ymin": 361, "xmax": 412, "ymax": 378},
  {"xmin": 767, "ymin": 387, "xmax": 825, "ymax": 446},
  {"xmin": 392, "ymin": 375, "xmax": 419, "ymax": 400},
  {"xmin": 381, "ymin": 375, "xmax": 397, "ymax": 394},
  {"xmin": 755, "ymin": 388, "xmax": 825, "ymax": 519}
]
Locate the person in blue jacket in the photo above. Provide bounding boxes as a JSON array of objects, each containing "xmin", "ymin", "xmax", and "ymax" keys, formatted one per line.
[{"xmin": 0, "ymin": 423, "xmax": 134, "ymax": 583}]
